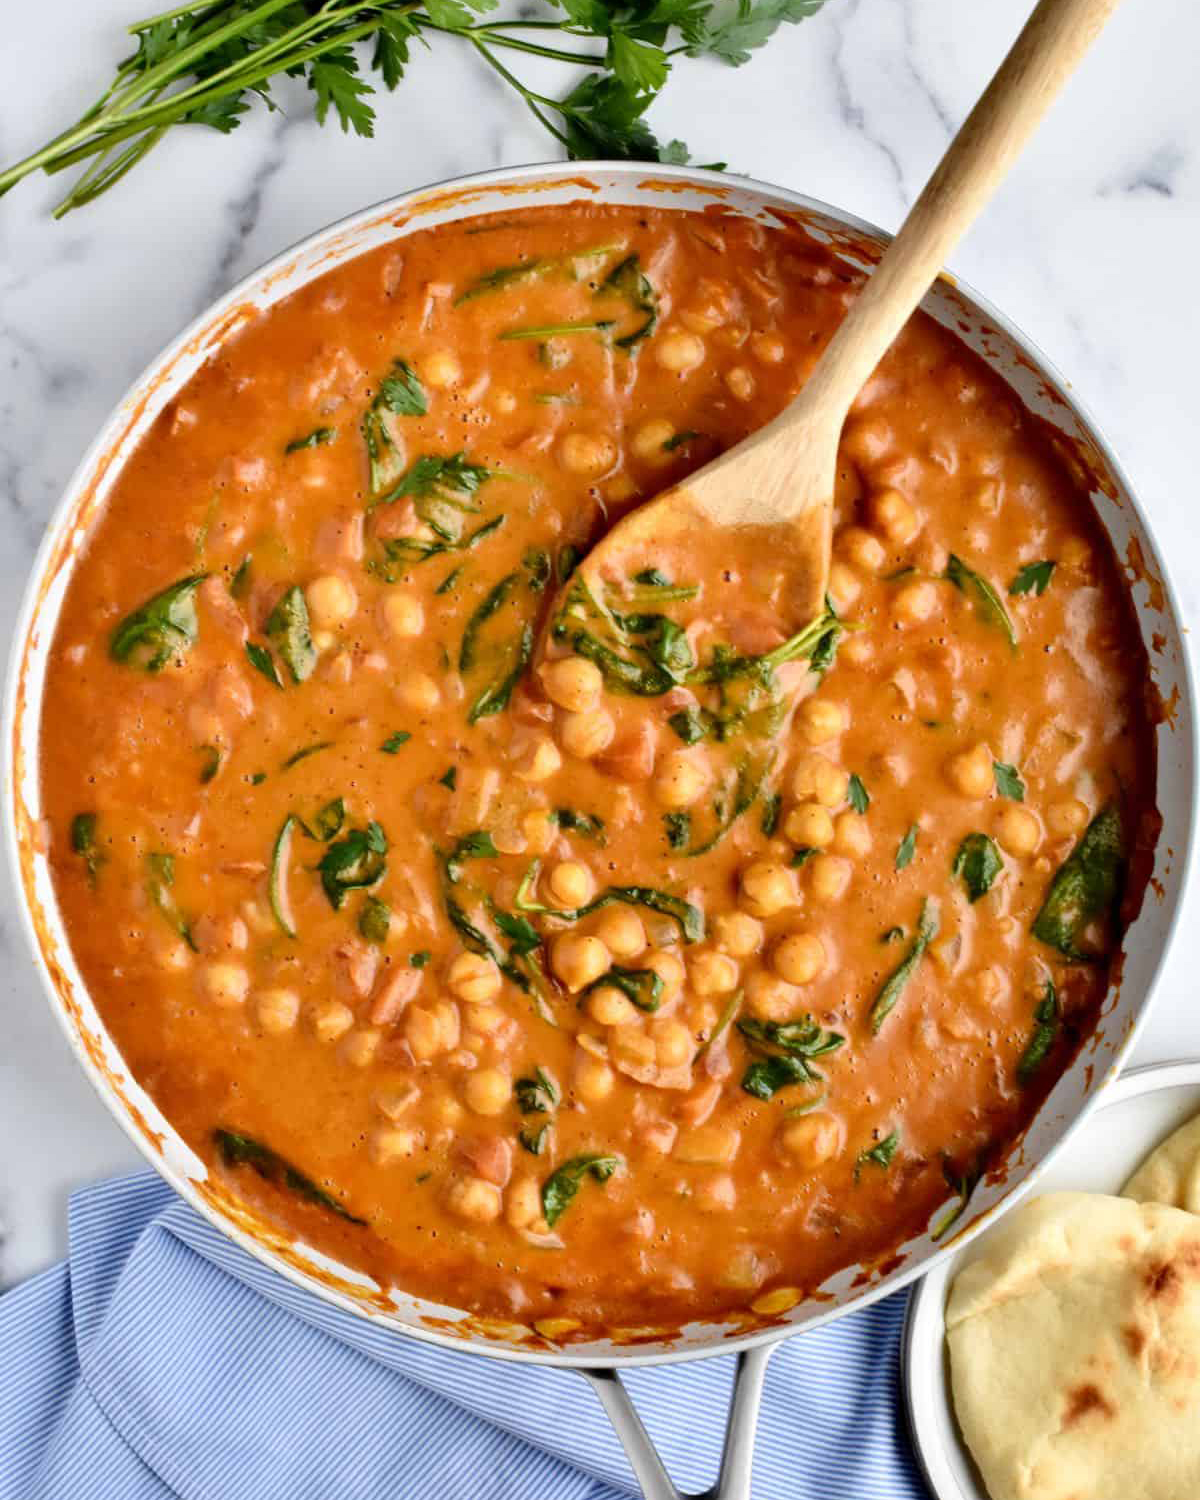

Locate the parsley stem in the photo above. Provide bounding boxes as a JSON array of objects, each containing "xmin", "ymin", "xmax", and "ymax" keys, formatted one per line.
[
  {"xmin": 430, "ymin": 22, "xmax": 603, "ymax": 66},
  {"xmin": 469, "ymin": 39, "xmax": 570, "ymax": 148}
]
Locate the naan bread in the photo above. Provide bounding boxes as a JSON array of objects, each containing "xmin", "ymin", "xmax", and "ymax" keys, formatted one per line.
[
  {"xmin": 1123, "ymin": 1112, "xmax": 1200, "ymax": 1213},
  {"xmin": 946, "ymin": 1190, "xmax": 1200, "ymax": 1500}
]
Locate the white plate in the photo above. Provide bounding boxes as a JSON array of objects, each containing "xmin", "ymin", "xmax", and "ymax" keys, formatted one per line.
[{"xmin": 902, "ymin": 1058, "xmax": 1200, "ymax": 1500}]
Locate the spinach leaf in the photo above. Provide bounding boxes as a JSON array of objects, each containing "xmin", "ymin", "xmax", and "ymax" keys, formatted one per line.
[
  {"xmin": 512, "ymin": 860, "xmax": 704, "ymax": 942},
  {"xmin": 742, "ymin": 1054, "xmax": 813, "ymax": 1100},
  {"xmin": 945, "ymin": 554, "xmax": 1017, "ymax": 651},
  {"xmin": 214, "ymin": 1128, "xmax": 365, "ymax": 1225},
  {"xmin": 444, "ymin": 829, "xmax": 499, "ymax": 883},
  {"xmin": 299, "ymin": 797, "xmax": 345, "ymax": 842},
  {"xmin": 847, "ymin": 773, "xmax": 870, "ymax": 814},
  {"xmin": 381, "ymin": 731, "xmax": 411, "ymax": 753},
  {"xmin": 1017, "ymin": 979, "xmax": 1060, "ymax": 1083},
  {"xmin": 1031, "ymin": 803, "xmax": 1125, "ymax": 960},
  {"xmin": 245, "ymin": 641, "xmax": 282, "ymax": 687},
  {"xmin": 541, "ymin": 1152, "xmax": 621, "ymax": 1227},
  {"xmin": 317, "ymin": 821, "xmax": 387, "ymax": 909},
  {"xmin": 855, "ymin": 1130, "xmax": 900, "ymax": 1178},
  {"xmin": 145, "ymin": 851, "xmax": 196, "ymax": 951},
  {"xmin": 791, "ymin": 846, "xmax": 817, "ymax": 868},
  {"xmin": 285, "ymin": 426, "xmax": 336, "ymax": 453},
  {"xmin": 439, "ymin": 767, "xmax": 458, "ymax": 791},
  {"xmin": 1009, "ymin": 560, "xmax": 1056, "ymax": 597},
  {"xmin": 931, "ymin": 1158, "xmax": 985, "ymax": 1242},
  {"xmin": 519, "ymin": 1122, "xmax": 551, "ymax": 1155},
  {"xmin": 362, "ymin": 358, "xmax": 428, "ymax": 492},
  {"xmin": 269, "ymin": 816, "xmax": 297, "ymax": 938},
  {"xmin": 598, "ymin": 254, "xmax": 659, "ymax": 349},
  {"xmin": 459, "ymin": 573, "xmax": 518, "ymax": 671},
  {"xmin": 869, "ymin": 897, "xmax": 939, "ymax": 1032},
  {"xmin": 110, "ymin": 573, "xmax": 207, "ymax": 672},
  {"xmin": 523, "ymin": 548, "xmax": 552, "ymax": 593},
  {"xmin": 281, "ymin": 740, "xmax": 333, "ymax": 770},
  {"xmin": 71, "ymin": 812, "xmax": 104, "ymax": 886},
  {"xmin": 500, "ymin": 319, "xmax": 615, "ymax": 342},
  {"xmin": 668, "ymin": 706, "xmax": 716, "ymax": 744},
  {"xmin": 492, "ymin": 907, "xmax": 541, "ymax": 956},
  {"xmin": 664, "ymin": 811, "xmax": 691, "ymax": 850},
  {"xmin": 737, "ymin": 1015, "xmax": 845, "ymax": 1098},
  {"xmin": 514, "ymin": 1068, "xmax": 559, "ymax": 1114},
  {"xmin": 993, "ymin": 760, "xmax": 1025, "ymax": 801},
  {"xmin": 952, "ymin": 833, "xmax": 1004, "ymax": 903},
  {"xmin": 230, "ymin": 554, "xmax": 252, "ymax": 600},
  {"xmin": 198, "ymin": 745, "xmax": 221, "ymax": 783},
  {"xmin": 895, "ymin": 824, "xmax": 918, "ymax": 871},
  {"xmin": 584, "ymin": 964, "xmax": 665, "ymax": 1012},
  {"xmin": 359, "ymin": 895, "xmax": 391, "ymax": 945},
  {"xmin": 549, "ymin": 808, "xmax": 606, "ymax": 843},
  {"xmin": 468, "ymin": 623, "xmax": 533, "ymax": 723},
  {"xmin": 266, "ymin": 585, "xmax": 316, "ymax": 684},
  {"xmin": 760, "ymin": 792, "xmax": 782, "ymax": 838},
  {"xmin": 410, "ymin": 951, "xmax": 431, "ymax": 969}
]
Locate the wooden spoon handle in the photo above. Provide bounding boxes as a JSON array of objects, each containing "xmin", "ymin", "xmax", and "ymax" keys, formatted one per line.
[{"xmin": 794, "ymin": 0, "xmax": 1122, "ymax": 426}]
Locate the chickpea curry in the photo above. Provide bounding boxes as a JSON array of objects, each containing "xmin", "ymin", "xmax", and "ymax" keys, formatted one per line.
[{"xmin": 40, "ymin": 203, "xmax": 1159, "ymax": 1337}]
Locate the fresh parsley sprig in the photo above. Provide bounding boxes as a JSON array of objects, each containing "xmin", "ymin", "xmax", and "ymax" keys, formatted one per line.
[{"xmin": 0, "ymin": 0, "xmax": 832, "ymax": 218}]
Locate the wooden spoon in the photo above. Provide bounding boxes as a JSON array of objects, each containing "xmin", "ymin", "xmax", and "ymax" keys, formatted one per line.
[{"xmin": 551, "ymin": 0, "xmax": 1121, "ymax": 640}]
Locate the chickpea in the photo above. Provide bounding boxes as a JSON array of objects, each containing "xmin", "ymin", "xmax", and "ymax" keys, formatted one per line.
[
  {"xmin": 309, "ymin": 999, "xmax": 354, "ymax": 1043},
  {"xmin": 447, "ymin": 952, "xmax": 502, "ymax": 1004},
  {"xmin": 946, "ymin": 743, "xmax": 994, "ymax": 799},
  {"xmin": 655, "ymin": 330, "xmax": 705, "ymax": 373},
  {"xmin": 423, "ymin": 350, "xmax": 462, "ymax": 388},
  {"xmin": 783, "ymin": 802, "xmax": 834, "ymax": 848},
  {"xmin": 689, "ymin": 951, "xmax": 739, "ymax": 996},
  {"xmin": 587, "ymin": 985, "xmax": 637, "ymax": 1027},
  {"xmin": 740, "ymin": 860, "xmax": 798, "ymax": 918},
  {"xmin": 397, "ymin": 671, "xmax": 441, "ymax": 715},
  {"xmin": 547, "ymin": 860, "xmax": 595, "ymax": 909},
  {"xmin": 370, "ymin": 1126, "xmax": 421, "ymax": 1166},
  {"xmin": 560, "ymin": 707, "xmax": 615, "ymax": 759},
  {"xmin": 405, "ymin": 1004, "xmax": 444, "ymax": 1061},
  {"xmin": 827, "ymin": 562, "xmax": 861, "ymax": 612},
  {"xmin": 631, "ymin": 418, "xmax": 674, "ymax": 460},
  {"xmin": 381, "ymin": 591, "xmax": 423, "ymax": 638},
  {"xmin": 725, "ymin": 366, "xmax": 755, "ymax": 401},
  {"xmin": 493, "ymin": 389, "xmax": 518, "ymax": 416},
  {"xmin": 446, "ymin": 1176, "xmax": 502, "ymax": 1223},
  {"xmin": 654, "ymin": 751, "xmax": 709, "ymax": 809},
  {"xmin": 250, "ymin": 987, "xmax": 298, "ymax": 1034},
  {"xmin": 522, "ymin": 808, "xmax": 557, "ymax": 855},
  {"xmin": 696, "ymin": 1175, "xmax": 738, "ymax": 1212},
  {"xmin": 772, "ymin": 933, "xmax": 826, "ymax": 986},
  {"xmin": 837, "ymin": 526, "xmax": 887, "ymax": 574},
  {"xmin": 797, "ymin": 697, "xmax": 847, "ymax": 746},
  {"xmin": 551, "ymin": 933, "xmax": 611, "ymax": 992},
  {"xmin": 892, "ymin": 580, "xmax": 937, "ymax": 625},
  {"xmin": 777, "ymin": 1111, "xmax": 845, "ymax": 1166},
  {"xmin": 575, "ymin": 1053, "xmax": 616, "ymax": 1102},
  {"xmin": 512, "ymin": 734, "xmax": 562, "ymax": 784},
  {"xmin": 560, "ymin": 433, "xmax": 617, "ymax": 476},
  {"xmin": 341, "ymin": 1028, "xmax": 382, "ymax": 1069},
  {"xmin": 650, "ymin": 1017, "xmax": 692, "ymax": 1069},
  {"xmin": 541, "ymin": 657, "xmax": 603, "ymax": 714},
  {"xmin": 711, "ymin": 911, "xmax": 763, "ymax": 958},
  {"xmin": 677, "ymin": 1124, "xmax": 742, "ymax": 1164},
  {"xmin": 750, "ymin": 331, "xmax": 786, "ymax": 364},
  {"xmin": 807, "ymin": 853, "xmax": 852, "ymax": 903},
  {"xmin": 464, "ymin": 1067, "xmax": 510, "ymax": 1116},
  {"xmin": 831, "ymin": 811, "xmax": 872, "ymax": 859},
  {"xmin": 611, "ymin": 1023, "xmax": 656, "ymax": 1073},
  {"xmin": 506, "ymin": 1175, "xmax": 542, "ymax": 1230},
  {"xmin": 201, "ymin": 962, "xmax": 249, "ymax": 1008},
  {"xmin": 643, "ymin": 948, "xmax": 686, "ymax": 1002},
  {"xmin": 306, "ymin": 574, "xmax": 357, "ymax": 630},
  {"xmin": 870, "ymin": 488, "xmax": 920, "ymax": 545},
  {"xmin": 745, "ymin": 971, "xmax": 801, "ymax": 1022},
  {"xmin": 464, "ymin": 1002, "xmax": 505, "ymax": 1036},
  {"xmin": 791, "ymin": 754, "xmax": 848, "ymax": 809},
  {"xmin": 593, "ymin": 907, "xmax": 646, "ymax": 959},
  {"xmin": 996, "ymin": 804, "xmax": 1041, "ymax": 857},
  {"xmin": 975, "ymin": 967, "xmax": 1006, "ymax": 1006},
  {"xmin": 1046, "ymin": 798, "xmax": 1090, "ymax": 837},
  {"xmin": 152, "ymin": 935, "xmax": 192, "ymax": 973}
]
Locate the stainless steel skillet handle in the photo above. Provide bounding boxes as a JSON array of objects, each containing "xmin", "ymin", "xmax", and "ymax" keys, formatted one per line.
[{"xmin": 579, "ymin": 1342, "xmax": 776, "ymax": 1500}]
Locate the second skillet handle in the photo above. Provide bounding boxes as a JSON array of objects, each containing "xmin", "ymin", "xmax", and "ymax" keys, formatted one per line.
[{"xmin": 579, "ymin": 1342, "xmax": 777, "ymax": 1500}]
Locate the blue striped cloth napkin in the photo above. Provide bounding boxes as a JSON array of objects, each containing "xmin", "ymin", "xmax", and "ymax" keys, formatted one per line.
[{"xmin": 0, "ymin": 1172, "xmax": 927, "ymax": 1500}]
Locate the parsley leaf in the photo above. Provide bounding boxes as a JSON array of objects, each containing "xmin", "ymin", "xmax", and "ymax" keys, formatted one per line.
[
  {"xmin": 1009, "ymin": 560, "xmax": 1056, "ymax": 597},
  {"xmin": 993, "ymin": 760, "xmax": 1026, "ymax": 801}
]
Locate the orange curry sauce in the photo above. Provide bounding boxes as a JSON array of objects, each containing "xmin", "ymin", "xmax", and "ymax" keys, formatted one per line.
[{"xmin": 40, "ymin": 204, "xmax": 1158, "ymax": 1335}]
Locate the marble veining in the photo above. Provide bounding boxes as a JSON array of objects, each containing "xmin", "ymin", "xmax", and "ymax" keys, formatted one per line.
[{"xmin": 2, "ymin": 0, "xmax": 1199, "ymax": 1289}]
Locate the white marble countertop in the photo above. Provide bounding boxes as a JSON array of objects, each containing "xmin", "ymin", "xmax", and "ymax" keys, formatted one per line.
[{"xmin": 2, "ymin": 0, "xmax": 1199, "ymax": 1290}]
